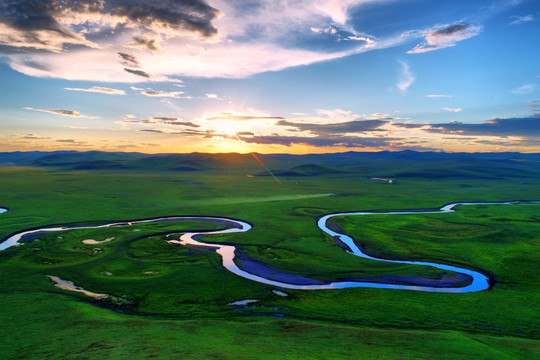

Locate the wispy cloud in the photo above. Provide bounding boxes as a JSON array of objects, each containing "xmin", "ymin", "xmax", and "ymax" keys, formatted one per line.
[
  {"xmin": 64, "ymin": 86, "xmax": 126, "ymax": 95},
  {"xmin": 23, "ymin": 107, "xmax": 98, "ymax": 118},
  {"xmin": 397, "ymin": 60, "xmax": 414, "ymax": 93},
  {"xmin": 510, "ymin": 15, "xmax": 534, "ymax": 25},
  {"xmin": 426, "ymin": 94, "xmax": 452, "ymax": 98},
  {"xmin": 141, "ymin": 90, "xmax": 184, "ymax": 98},
  {"xmin": 124, "ymin": 116, "xmax": 200, "ymax": 127},
  {"xmin": 512, "ymin": 84, "xmax": 536, "ymax": 95},
  {"xmin": 124, "ymin": 68, "xmax": 151, "ymax": 79},
  {"xmin": 13, "ymin": 133, "xmax": 51, "ymax": 140},
  {"xmin": 408, "ymin": 23, "xmax": 482, "ymax": 54},
  {"xmin": 442, "ymin": 107, "xmax": 462, "ymax": 112},
  {"xmin": 205, "ymin": 93, "xmax": 223, "ymax": 100}
]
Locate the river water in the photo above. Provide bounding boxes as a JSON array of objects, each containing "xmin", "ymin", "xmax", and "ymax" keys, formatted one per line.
[{"xmin": 1, "ymin": 201, "xmax": 534, "ymax": 293}]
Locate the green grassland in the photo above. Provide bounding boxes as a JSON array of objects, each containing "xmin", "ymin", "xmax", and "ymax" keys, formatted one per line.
[{"xmin": 0, "ymin": 152, "xmax": 539, "ymax": 359}]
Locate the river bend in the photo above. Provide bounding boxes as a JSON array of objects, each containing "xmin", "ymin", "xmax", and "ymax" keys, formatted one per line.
[{"xmin": 0, "ymin": 201, "xmax": 535, "ymax": 293}]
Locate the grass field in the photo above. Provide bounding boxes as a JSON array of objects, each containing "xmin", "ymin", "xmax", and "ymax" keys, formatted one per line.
[{"xmin": 0, "ymin": 152, "xmax": 539, "ymax": 359}]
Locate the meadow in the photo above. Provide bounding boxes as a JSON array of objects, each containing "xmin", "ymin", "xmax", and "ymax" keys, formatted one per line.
[{"xmin": 0, "ymin": 151, "xmax": 539, "ymax": 359}]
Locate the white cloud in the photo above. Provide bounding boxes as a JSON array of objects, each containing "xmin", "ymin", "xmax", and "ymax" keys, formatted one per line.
[
  {"xmin": 512, "ymin": 84, "xmax": 536, "ymax": 95},
  {"xmin": 510, "ymin": 15, "xmax": 534, "ymax": 25},
  {"xmin": 316, "ymin": 108, "xmax": 358, "ymax": 118},
  {"xmin": 23, "ymin": 107, "xmax": 98, "ymax": 118},
  {"xmin": 141, "ymin": 90, "xmax": 184, "ymax": 98},
  {"xmin": 0, "ymin": 0, "xmax": 397, "ymax": 81},
  {"xmin": 426, "ymin": 94, "xmax": 452, "ymax": 98},
  {"xmin": 396, "ymin": 60, "xmax": 414, "ymax": 93},
  {"xmin": 64, "ymin": 86, "xmax": 126, "ymax": 95},
  {"xmin": 442, "ymin": 107, "xmax": 462, "ymax": 112},
  {"xmin": 0, "ymin": 0, "xmax": 487, "ymax": 82}
]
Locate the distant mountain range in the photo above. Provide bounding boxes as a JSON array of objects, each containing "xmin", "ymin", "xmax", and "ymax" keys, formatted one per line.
[{"xmin": 1, "ymin": 150, "xmax": 539, "ymax": 180}]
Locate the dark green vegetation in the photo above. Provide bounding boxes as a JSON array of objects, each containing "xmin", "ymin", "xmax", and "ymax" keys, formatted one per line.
[{"xmin": 0, "ymin": 151, "xmax": 539, "ymax": 359}]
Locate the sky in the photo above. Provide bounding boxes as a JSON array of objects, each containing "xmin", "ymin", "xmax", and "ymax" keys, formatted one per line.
[{"xmin": 0, "ymin": 0, "xmax": 539, "ymax": 154}]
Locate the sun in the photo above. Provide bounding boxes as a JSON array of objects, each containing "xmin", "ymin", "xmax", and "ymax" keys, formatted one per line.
[{"xmin": 213, "ymin": 120, "xmax": 247, "ymax": 137}]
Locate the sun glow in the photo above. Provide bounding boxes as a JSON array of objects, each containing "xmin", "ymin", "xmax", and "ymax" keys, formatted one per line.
[{"xmin": 212, "ymin": 120, "xmax": 248, "ymax": 136}]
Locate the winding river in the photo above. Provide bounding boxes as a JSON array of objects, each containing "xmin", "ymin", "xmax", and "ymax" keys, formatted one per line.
[{"xmin": 0, "ymin": 201, "xmax": 536, "ymax": 293}]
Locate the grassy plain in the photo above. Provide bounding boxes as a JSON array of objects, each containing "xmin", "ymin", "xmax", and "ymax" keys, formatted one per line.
[{"xmin": 0, "ymin": 153, "xmax": 539, "ymax": 359}]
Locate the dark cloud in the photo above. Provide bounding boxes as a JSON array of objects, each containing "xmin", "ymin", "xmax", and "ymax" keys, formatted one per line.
[
  {"xmin": 0, "ymin": 0, "xmax": 69, "ymax": 33},
  {"xmin": 0, "ymin": 0, "xmax": 219, "ymax": 35},
  {"xmin": 140, "ymin": 128, "xmax": 215, "ymax": 137},
  {"xmin": 0, "ymin": 0, "xmax": 219, "ymax": 55},
  {"xmin": 234, "ymin": 135, "xmax": 394, "ymax": 148},
  {"xmin": 109, "ymin": 0, "xmax": 219, "ymax": 37},
  {"xmin": 394, "ymin": 123, "xmax": 425, "ymax": 129},
  {"xmin": 55, "ymin": 139, "xmax": 88, "ymax": 146},
  {"xmin": 408, "ymin": 22, "xmax": 481, "ymax": 54},
  {"xmin": 432, "ymin": 23, "xmax": 472, "ymax": 36},
  {"xmin": 19, "ymin": 133, "xmax": 51, "ymax": 140},
  {"xmin": 151, "ymin": 117, "xmax": 178, "ymax": 122},
  {"xmin": 425, "ymin": 116, "xmax": 540, "ymax": 137},
  {"xmin": 118, "ymin": 52, "xmax": 140, "ymax": 67},
  {"xmin": 124, "ymin": 68, "xmax": 151, "ymax": 78},
  {"xmin": 161, "ymin": 120, "xmax": 200, "ymax": 127},
  {"xmin": 125, "ymin": 117, "xmax": 198, "ymax": 127},
  {"xmin": 130, "ymin": 37, "xmax": 158, "ymax": 51},
  {"xmin": 238, "ymin": 134, "xmax": 397, "ymax": 148},
  {"xmin": 151, "ymin": 117, "xmax": 199, "ymax": 127},
  {"xmin": 526, "ymin": 100, "xmax": 540, "ymax": 115},
  {"xmin": 276, "ymin": 119, "xmax": 389, "ymax": 135}
]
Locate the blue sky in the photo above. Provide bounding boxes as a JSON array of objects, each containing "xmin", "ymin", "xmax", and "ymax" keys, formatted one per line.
[{"xmin": 0, "ymin": 0, "xmax": 539, "ymax": 153}]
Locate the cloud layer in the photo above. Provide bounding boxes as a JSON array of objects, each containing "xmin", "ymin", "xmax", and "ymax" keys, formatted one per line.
[{"xmin": 0, "ymin": 0, "xmax": 484, "ymax": 81}]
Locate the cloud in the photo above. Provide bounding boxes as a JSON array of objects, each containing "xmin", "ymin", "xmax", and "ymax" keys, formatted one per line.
[
  {"xmin": 140, "ymin": 90, "xmax": 184, "ymax": 98},
  {"xmin": 423, "ymin": 116, "xmax": 540, "ymax": 137},
  {"xmin": 125, "ymin": 116, "xmax": 200, "ymax": 127},
  {"xmin": 206, "ymin": 113, "xmax": 284, "ymax": 121},
  {"xmin": 0, "ymin": 0, "xmax": 418, "ymax": 81},
  {"xmin": 426, "ymin": 94, "xmax": 452, "ymax": 98},
  {"xmin": 205, "ymin": 93, "xmax": 223, "ymax": 100},
  {"xmin": 122, "ymin": 114, "xmax": 136, "ymax": 119},
  {"xmin": 408, "ymin": 23, "xmax": 482, "ymax": 54},
  {"xmin": 0, "ymin": 0, "xmax": 219, "ymax": 43},
  {"xmin": 124, "ymin": 68, "xmax": 151, "ymax": 79},
  {"xmin": 276, "ymin": 119, "xmax": 389, "ymax": 135},
  {"xmin": 118, "ymin": 52, "xmax": 140, "ymax": 67},
  {"xmin": 64, "ymin": 86, "xmax": 126, "ymax": 95},
  {"xmin": 238, "ymin": 134, "xmax": 398, "ymax": 149},
  {"xmin": 13, "ymin": 133, "xmax": 51, "ymax": 140},
  {"xmin": 316, "ymin": 108, "xmax": 357, "ymax": 118},
  {"xmin": 127, "ymin": 37, "xmax": 159, "ymax": 52},
  {"xmin": 23, "ymin": 106, "xmax": 98, "ymax": 118},
  {"xmin": 512, "ymin": 84, "xmax": 536, "ymax": 95},
  {"xmin": 510, "ymin": 15, "xmax": 534, "ymax": 25},
  {"xmin": 442, "ymin": 107, "xmax": 462, "ymax": 112},
  {"xmin": 527, "ymin": 99, "xmax": 540, "ymax": 114},
  {"xmin": 140, "ymin": 128, "xmax": 216, "ymax": 137},
  {"xmin": 396, "ymin": 60, "xmax": 414, "ymax": 93},
  {"xmin": 55, "ymin": 139, "xmax": 89, "ymax": 146}
]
